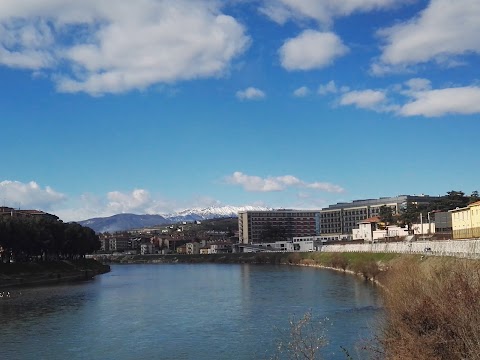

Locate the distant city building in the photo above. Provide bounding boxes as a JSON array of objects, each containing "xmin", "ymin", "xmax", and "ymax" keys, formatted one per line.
[
  {"xmin": 186, "ymin": 242, "xmax": 200, "ymax": 254},
  {"xmin": 235, "ymin": 237, "xmax": 314, "ymax": 253},
  {"xmin": 99, "ymin": 237, "xmax": 110, "ymax": 252},
  {"xmin": 238, "ymin": 210, "xmax": 320, "ymax": 244},
  {"xmin": 208, "ymin": 241, "xmax": 232, "ymax": 254},
  {"xmin": 319, "ymin": 195, "xmax": 440, "ymax": 240},
  {"xmin": 431, "ymin": 211, "xmax": 452, "ymax": 238},
  {"xmin": 450, "ymin": 201, "xmax": 480, "ymax": 239},
  {"xmin": 109, "ymin": 236, "xmax": 130, "ymax": 252},
  {"xmin": 140, "ymin": 243, "xmax": 154, "ymax": 255}
]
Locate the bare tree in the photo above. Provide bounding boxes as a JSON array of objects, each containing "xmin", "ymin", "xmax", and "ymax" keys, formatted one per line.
[{"xmin": 270, "ymin": 311, "xmax": 328, "ymax": 360}]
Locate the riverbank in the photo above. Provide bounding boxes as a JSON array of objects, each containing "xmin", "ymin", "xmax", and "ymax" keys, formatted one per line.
[
  {"xmin": 0, "ymin": 259, "xmax": 110, "ymax": 289},
  {"xmin": 94, "ymin": 252, "xmax": 399, "ymax": 282}
]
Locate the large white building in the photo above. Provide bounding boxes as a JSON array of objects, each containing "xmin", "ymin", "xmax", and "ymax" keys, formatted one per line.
[{"xmin": 320, "ymin": 195, "xmax": 440, "ymax": 240}]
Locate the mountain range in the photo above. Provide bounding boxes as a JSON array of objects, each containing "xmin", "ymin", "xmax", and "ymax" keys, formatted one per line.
[{"xmin": 77, "ymin": 205, "xmax": 271, "ymax": 233}]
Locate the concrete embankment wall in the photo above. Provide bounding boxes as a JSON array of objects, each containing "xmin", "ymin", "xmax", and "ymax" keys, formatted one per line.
[{"xmin": 321, "ymin": 239, "xmax": 480, "ymax": 259}]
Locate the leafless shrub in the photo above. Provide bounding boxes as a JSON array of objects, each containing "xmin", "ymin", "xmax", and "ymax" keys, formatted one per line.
[
  {"xmin": 351, "ymin": 260, "xmax": 381, "ymax": 281},
  {"xmin": 270, "ymin": 311, "xmax": 328, "ymax": 360},
  {"xmin": 287, "ymin": 253, "xmax": 302, "ymax": 265},
  {"xmin": 330, "ymin": 253, "xmax": 348, "ymax": 271}
]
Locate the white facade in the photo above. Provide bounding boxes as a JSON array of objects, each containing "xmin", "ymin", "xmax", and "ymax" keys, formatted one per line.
[
  {"xmin": 353, "ymin": 222, "xmax": 438, "ymax": 242},
  {"xmin": 208, "ymin": 243, "xmax": 232, "ymax": 254},
  {"xmin": 243, "ymin": 238, "xmax": 314, "ymax": 252}
]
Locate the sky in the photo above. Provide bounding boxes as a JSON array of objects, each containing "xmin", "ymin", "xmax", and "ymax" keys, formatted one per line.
[{"xmin": 1, "ymin": 0, "xmax": 480, "ymax": 222}]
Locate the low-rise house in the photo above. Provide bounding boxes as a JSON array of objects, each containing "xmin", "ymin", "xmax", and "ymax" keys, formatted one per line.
[
  {"xmin": 352, "ymin": 217, "xmax": 380, "ymax": 242},
  {"xmin": 450, "ymin": 201, "xmax": 480, "ymax": 239},
  {"xmin": 208, "ymin": 242, "xmax": 232, "ymax": 254},
  {"xmin": 200, "ymin": 247, "xmax": 209, "ymax": 254},
  {"xmin": 176, "ymin": 245, "xmax": 187, "ymax": 254}
]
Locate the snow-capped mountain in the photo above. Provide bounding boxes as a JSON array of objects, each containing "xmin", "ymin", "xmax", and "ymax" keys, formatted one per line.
[
  {"xmin": 165, "ymin": 205, "xmax": 271, "ymax": 222},
  {"xmin": 77, "ymin": 205, "xmax": 271, "ymax": 233}
]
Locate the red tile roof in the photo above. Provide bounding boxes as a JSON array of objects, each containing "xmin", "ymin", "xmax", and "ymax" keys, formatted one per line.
[{"xmin": 359, "ymin": 216, "xmax": 381, "ymax": 224}]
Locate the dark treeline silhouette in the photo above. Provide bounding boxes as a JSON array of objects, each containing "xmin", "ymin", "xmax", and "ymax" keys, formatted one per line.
[{"xmin": 0, "ymin": 216, "xmax": 100, "ymax": 263}]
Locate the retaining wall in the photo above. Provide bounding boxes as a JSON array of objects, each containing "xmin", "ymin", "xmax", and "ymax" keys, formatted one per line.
[{"xmin": 320, "ymin": 239, "xmax": 480, "ymax": 259}]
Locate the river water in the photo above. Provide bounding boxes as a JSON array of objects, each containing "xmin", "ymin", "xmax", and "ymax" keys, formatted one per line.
[{"xmin": 0, "ymin": 264, "xmax": 383, "ymax": 359}]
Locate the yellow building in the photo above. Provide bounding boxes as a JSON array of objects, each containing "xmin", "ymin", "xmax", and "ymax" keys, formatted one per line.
[{"xmin": 450, "ymin": 201, "xmax": 480, "ymax": 239}]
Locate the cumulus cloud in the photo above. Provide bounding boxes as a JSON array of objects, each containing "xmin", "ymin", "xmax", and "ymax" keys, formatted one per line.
[
  {"xmin": 236, "ymin": 87, "xmax": 266, "ymax": 100},
  {"xmin": 374, "ymin": 0, "xmax": 480, "ymax": 72},
  {"xmin": 279, "ymin": 30, "xmax": 348, "ymax": 71},
  {"xmin": 0, "ymin": 180, "xmax": 66, "ymax": 210},
  {"xmin": 317, "ymin": 80, "xmax": 348, "ymax": 95},
  {"xmin": 106, "ymin": 189, "xmax": 153, "ymax": 214},
  {"xmin": 334, "ymin": 78, "xmax": 480, "ymax": 117},
  {"xmin": 260, "ymin": 0, "xmax": 405, "ymax": 26},
  {"xmin": 225, "ymin": 171, "xmax": 344, "ymax": 193},
  {"xmin": 293, "ymin": 86, "xmax": 309, "ymax": 97},
  {"xmin": 399, "ymin": 85, "xmax": 480, "ymax": 117},
  {"xmin": 56, "ymin": 189, "xmax": 224, "ymax": 222},
  {"xmin": 339, "ymin": 89, "xmax": 387, "ymax": 109},
  {"xmin": 0, "ymin": 0, "xmax": 250, "ymax": 95}
]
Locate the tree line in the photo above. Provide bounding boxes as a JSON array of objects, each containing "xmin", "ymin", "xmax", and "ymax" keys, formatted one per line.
[{"xmin": 0, "ymin": 216, "xmax": 100, "ymax": 263}]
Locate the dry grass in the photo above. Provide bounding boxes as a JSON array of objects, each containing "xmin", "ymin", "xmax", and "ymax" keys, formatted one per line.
[{"xmin": 380, "ymin": 257, "xmax": 480, "ymax": 360}]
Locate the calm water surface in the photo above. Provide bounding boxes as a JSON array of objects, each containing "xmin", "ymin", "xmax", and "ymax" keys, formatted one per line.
[{"xmin": 0, "ymin": 264, "xmax": 382, "ymax": 359}]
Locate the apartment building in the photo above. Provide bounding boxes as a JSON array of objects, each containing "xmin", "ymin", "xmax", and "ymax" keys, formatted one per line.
[
  {"xmin": 109, "ymin": 236, "xmax": 130, "ymax": 252},
  {"xmin": 319, "ymin": 195, "xmax": 440, "ymax": 240},
  {"xmin": 238, "ymin": 210, "xmax": 320, "ymax": 244}
]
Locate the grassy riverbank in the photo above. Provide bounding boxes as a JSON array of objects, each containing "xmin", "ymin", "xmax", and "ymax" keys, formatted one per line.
[
  {"xmin": 99, "ymin": 252, "xmax": 399, "ymax": 282},
  {"xmin": 0, "ymin": 259, "xmax": 110, "ymax": 289}
]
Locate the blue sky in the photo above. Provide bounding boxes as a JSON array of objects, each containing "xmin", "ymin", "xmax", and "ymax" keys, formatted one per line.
[{"xmin": 1, "ymin": 0, "xmax": 479, "ymax": 221}]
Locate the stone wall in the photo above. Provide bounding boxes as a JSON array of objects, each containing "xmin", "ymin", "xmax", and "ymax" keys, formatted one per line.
[{"xmin": 320, "ymin": 239, "xmax": 480, "ymax": 259}]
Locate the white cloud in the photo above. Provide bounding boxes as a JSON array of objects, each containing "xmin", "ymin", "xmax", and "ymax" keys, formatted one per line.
[
  {"xmin": 318, "ymin": 80, "xmax": 338, "ymax": 95},
  {"xmin": 0, "ymin": 0, "xmax": 250, "ymax": 95},
  {"xmin": 225, "ymin": 171, "xmax": 344, "ymax": 193},
  {"xmin": 339, "ymin": 89, "xmax": 387, "ymax": 109},
  {"xmin": 293, "ymin": 86, "xmax": 309, "ymax": 97},
  {"xmin": 0, "ymin": 180, "xmax": 66, "ymax": 210},
  {"xmin": 325, "ymin": 78, "xmax": 480, "ymax": 117},
  {"xmin": 106, "ymin": 189, "xmax": 152, "ymax": 214},
  {"xmin": 279, "ymin": 30, "xmax": 348, "ymax": 71},
  {"xmin": 375, "ymin": 0, "xmax": 480, "ymax": 71},
  {"xmin": 236, "ymin": 87, "xmax": 266, "ymax": 100},
  {"xmin": 260, "ymin": 0, "xmax": 405, "ymax": 26},
  {"xmin": 55, "ymin": 189, "xmax": 224, "ymax": 222},
  {"xmin": 404, "ymin": 78, "xmax": 432, "ymax": 93},
  {"xmin": 399, "ymin": 86, "xmax": 480, "ymax": 117}
]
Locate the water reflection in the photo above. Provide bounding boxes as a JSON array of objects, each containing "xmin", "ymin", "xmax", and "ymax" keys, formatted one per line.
[{"xmin": 1, "ymin": 264, "xmax": 382, "ymax": 360}]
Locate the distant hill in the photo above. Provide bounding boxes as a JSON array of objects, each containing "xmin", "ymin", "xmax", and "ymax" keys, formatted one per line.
[
  {"xmin": 78, "ymin": 213, "xmax": 168, "ymax": 233},
  {"xmin": 77, "ymin": 205, "xmax": 270, "ymax": 233}
]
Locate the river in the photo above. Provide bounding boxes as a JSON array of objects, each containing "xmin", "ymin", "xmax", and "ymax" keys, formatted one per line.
[{"xmin": 0, "ymin": 264, "xmax": 383, "ymax": 359}]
